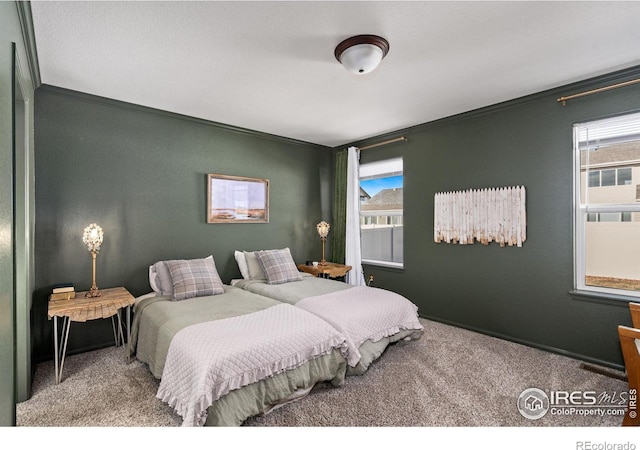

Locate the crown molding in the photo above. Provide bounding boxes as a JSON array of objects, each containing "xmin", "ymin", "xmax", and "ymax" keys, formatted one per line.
[{"xmin": 16, "ymin": 1, "xmax": 41, "ymax": 88}]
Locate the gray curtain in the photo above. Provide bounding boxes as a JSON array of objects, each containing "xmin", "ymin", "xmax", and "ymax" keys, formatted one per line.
[{"xmin": 331, "ymin": 149, "xmax": 347, "ymax": 264}]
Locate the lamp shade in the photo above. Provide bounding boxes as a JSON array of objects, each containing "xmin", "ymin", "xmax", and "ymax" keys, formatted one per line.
[
  {"xmin": 317, "ymin": 221, "xmax": 330, "ymax": 238},
  {"xmin": 335, "ymin": 35, "xmax": 389, "ymax": 75},
  {"xmin": 82, "ymin": 223, "xmax": 103, "ymax": 252}
]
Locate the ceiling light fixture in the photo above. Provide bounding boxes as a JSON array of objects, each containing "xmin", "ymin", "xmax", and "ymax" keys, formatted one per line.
[{"xmin": 334, "ymin": 34, "xmax": 389, "ymax": 75}]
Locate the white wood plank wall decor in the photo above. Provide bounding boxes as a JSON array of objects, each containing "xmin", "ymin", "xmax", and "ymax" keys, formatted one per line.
[{"xmin": 434, "ymin": 186, "xmax": 526, "ymax": 247}]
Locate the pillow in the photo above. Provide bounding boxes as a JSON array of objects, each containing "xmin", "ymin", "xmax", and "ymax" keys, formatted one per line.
[
  {"xmin": 149, "ymin": 261, "xmax": 173, "ymax": 296},
  {"xmin": 244, "ymin": 251, "xmax": 266, "ymax": 280},
  {"xmin": 149, "ymin": 256, "xmax": 215, "ymax": 296},
  {"xmin": 149, "ymin": 265, "xmax": 161, "ymax": 293},
  {"xmin": 256, "ymin": 248, "xmax": 302, "ymax": 285},
  {"xmin": 165, "ymin": 257, "xmax": 225, "ymax": 301},
  {"xmin": 234, "ymin": 250, "xmax": 250, "ymax": 279}
]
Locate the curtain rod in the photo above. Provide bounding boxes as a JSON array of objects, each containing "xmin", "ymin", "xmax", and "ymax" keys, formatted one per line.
[
  {"xmin": 557, "ymin": 78, "xmax": 640, "ymax": 106},
  {"xmin": 358, "ymin": 136, "xmax": 407, "ymax": 150}
]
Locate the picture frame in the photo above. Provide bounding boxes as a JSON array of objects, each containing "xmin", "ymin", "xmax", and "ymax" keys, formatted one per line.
[{"xmin": 207, "ymin": 174, "xmax": 269, "ymax": 223}]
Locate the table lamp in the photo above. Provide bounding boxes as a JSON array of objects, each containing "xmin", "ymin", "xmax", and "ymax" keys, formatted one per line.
[
  {"xmin": 82, "ymin": 223, "xmax": 103, "ymax": 298},
  {"xmin": 316, "ymin": 221, "xmax": 330, "ymax": 265}
]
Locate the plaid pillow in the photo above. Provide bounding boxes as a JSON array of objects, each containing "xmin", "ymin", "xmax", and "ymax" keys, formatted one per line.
[
  {"xmin": 165, "ymin": 257, "xmax": 224, "ymax": 301},
  {"xmin": 256, "ymin": 248, "xmax": 302, "ymax": 285}
]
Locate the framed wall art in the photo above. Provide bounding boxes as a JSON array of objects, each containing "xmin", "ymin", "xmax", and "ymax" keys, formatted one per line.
[{"xmin": 207, "ymin": 174, "xmax": 269, "ymax": 223}]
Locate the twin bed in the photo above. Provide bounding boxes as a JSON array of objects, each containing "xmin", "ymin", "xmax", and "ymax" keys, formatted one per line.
[{"xmin": 129, "ymin": 248, "xmax": 423, "ymax": 426}]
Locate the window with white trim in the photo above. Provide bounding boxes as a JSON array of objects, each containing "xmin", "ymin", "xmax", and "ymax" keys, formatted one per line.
[
  {"xmin": 574, "ymin": 112, "xmax": 640, "ymax": 298},
  {"xmin": 359, "ymin": 157, "xmax": 403, "ymax": 268}
]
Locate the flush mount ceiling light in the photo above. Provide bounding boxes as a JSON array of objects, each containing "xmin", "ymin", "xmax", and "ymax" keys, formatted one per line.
[{"xmin": 334, "ymin": 34, "xmax": 389, "ymax": 75}]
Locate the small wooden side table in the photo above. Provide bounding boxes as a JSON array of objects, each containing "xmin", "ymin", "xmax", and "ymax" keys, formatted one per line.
[
  {"xmin": 47, "ymin": 286, "xmax": 135, "ymax": 384},
  {"xmin": 297, "ymin": 262, "xmax": 352, "ymax": 279}
]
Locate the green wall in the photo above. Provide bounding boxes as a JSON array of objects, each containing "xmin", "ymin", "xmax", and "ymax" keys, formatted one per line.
[
  {"xmin": 32, "ymin": 64, "xmax": 640, "ymax": 372},
  {"xmin": 33, "ymin": 86, "xmax": 333, "ymax": 362},
  {"xmin": 357, "ymin": 66, "xmax": 640, "ymax": 369}
]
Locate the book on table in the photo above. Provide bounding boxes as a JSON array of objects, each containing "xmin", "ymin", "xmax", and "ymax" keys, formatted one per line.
[
  {"xmin": 51, "ymin": 283, "xmax": 75, "ymax": 300},
  {"xmin": 50, "ymin": 291, "xmax": 76, "ymax": 301},
  {"xmin": 52, "ymin": 283, "xmax": 74, "ymax": 294}
]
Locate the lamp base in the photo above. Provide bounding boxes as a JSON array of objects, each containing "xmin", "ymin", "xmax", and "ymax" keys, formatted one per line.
[
  {"xmin": 85, "ymin": 287, "xmax": 101, "ymax": 298},
  {"xmin": 320, "ymin": 238, "xmax": 327, "ymax": 266}
]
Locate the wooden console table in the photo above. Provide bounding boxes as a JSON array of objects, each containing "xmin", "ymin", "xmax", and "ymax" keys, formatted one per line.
[{"xmin": 47, "ymin": 286, "xmax": 135, "ymax": 384}]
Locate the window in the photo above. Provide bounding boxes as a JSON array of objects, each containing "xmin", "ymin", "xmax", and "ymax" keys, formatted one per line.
[
  {"xmin": 618, "ymin": 168, "xmax": 632, "ymax": 185},
  {"xmin": 587, "ymin": 212, "xmax": 635, "ymax": 222},
  {"xmin": 587, "ymin": 167, "xmax": 633, "ymax": 187},
  {"xmin": 359, "ymin": 157, "xmax": 403, "ymax": 268},
  {"xmin": 574, "ymin": 112, "xmax": 640, "ymax": 298}
]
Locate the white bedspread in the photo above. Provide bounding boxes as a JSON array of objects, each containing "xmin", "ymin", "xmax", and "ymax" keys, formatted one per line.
[
  {"xmin": 157, "ymin": 303, "xmax": 347, "ymax": 426},
  {"xmin": 296, "ymin": 286, "xmax": 424, "ymax": 367}
]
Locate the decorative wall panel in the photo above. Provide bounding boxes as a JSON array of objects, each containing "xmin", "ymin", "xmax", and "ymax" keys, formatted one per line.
[{"xmin": 434, "ymin": 186, "xmax": 526, "ymax": 247}]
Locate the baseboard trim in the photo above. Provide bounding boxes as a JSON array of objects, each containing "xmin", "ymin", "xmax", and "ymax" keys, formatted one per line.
[{"xmin": 419, "ymin": 313, "xmax": 625, "ymax": 373}]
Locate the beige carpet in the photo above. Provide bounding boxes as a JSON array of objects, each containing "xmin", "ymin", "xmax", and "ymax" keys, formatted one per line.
[{"xmin": 16, "ymin": 318, "xmax": 628, "ymax": 427}]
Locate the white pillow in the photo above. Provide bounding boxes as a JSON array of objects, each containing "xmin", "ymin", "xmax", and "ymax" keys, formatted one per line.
[
  {"xmin": 149, "ymin": 261, "xmax": 173, "ymax": 296},
  {"xmin": 234, "ymin": 250, "xmax": 250, "ymax": 279},
  {"xmin": 149, "ymin": 265, "xmax": 161, "ymax": 293}
]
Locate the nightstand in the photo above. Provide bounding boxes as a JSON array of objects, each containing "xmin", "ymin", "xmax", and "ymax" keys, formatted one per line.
[
  {"xmin": 47, "ymin": 286, "xmax": 135, "ymax": 384},
  {"xmin": 297, "ymin": 262, "xmax": 352, "ymax": 279}
]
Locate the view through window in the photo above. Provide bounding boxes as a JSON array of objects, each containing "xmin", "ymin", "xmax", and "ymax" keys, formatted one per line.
[
  {"xmin": 359, "ymin": 157, "xmax": 403, "ymax": 268},
  {"xmin": 574, "ymin": 112, "xmax": 640, "ymax": 297}
]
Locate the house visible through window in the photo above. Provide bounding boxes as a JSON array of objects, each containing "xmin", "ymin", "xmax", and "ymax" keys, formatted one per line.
[
  {"xmin": 359, "ymin": 157, "xmax": 403, "ymax": 268},
  {"xmin": 574, "ymin": 111, "xmax": 640, "ymax": 298}
]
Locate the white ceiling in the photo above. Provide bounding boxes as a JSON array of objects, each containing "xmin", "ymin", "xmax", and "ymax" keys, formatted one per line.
[{"xmin": 30, "ymin": 1, "xmax": 640, "ymax": 148}]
